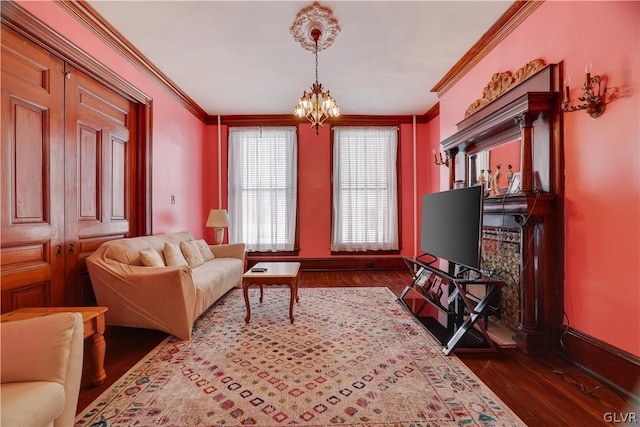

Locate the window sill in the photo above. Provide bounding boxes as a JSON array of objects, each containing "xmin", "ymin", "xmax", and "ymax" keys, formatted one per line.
[{"xmin": 247, "ymin": 249, "xmax": 301, "ymax": 257}]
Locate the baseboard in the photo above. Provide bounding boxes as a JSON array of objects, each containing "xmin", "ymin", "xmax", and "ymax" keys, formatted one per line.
[
  {"xmin": 558, "ymin": 326, "xmax": 640, "ymax": 402},
  {"xmin": 246, "ymin": 256, "xmax": 406, "ymax": 271}
]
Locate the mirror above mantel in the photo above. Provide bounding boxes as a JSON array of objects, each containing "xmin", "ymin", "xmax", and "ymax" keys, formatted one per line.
[{"xmin": 469, "ymin": 138, "xmax": 521, "ymax": 195}]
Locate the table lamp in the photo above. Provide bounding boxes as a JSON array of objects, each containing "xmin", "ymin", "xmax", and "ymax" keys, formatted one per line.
[{"xmin": 206, "ymin": 209, "xmax": 230, "ymax": 245}]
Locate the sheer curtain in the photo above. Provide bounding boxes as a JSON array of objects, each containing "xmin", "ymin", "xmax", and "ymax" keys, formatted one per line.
[
  {"xmin": 228, "ymin": 127, "xmax": 297, "ymax": 251},
  {"xmin": 331, "ymin": 127, "xmax": 398, "ymax": 252}
]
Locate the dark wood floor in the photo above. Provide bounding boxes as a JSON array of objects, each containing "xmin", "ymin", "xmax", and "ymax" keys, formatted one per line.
[{"xmin": 78, "ymin": 271, "xmax": 638, "ymax": 426}]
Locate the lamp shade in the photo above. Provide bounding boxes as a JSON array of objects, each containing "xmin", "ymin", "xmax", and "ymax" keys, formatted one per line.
[{"xmin": 206, "ymin": 209, "xmax": 230, "ymax": 228}]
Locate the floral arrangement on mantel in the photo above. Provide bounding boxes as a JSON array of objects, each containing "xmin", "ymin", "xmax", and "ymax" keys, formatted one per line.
[{"xmin": 465, "ymin": 58, "xmax": 547, "ymax": 117}]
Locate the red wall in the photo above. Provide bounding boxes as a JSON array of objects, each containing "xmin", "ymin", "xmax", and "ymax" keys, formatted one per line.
[
  {"xmin": 438, "ymin": 1, "xmax": 639, "ymax": 356},
  {"xmin": 215, "ymin": 121, "xmax": 432, "ymax": 259},
  {"xmin": 202, "ymin": 124, "xmax": 221, "ymax": 244},
  {"xmin": 17, "ymin": 0, "xmax": 209, "ymax": 238}
]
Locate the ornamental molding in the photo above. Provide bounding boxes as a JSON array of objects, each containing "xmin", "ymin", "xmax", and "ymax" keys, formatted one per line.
[
  {"xmin": 465, "ymin": 59, "xmax": 546, "ymax": 117},
  {"xmin": 290, "ymin": 2, "xmax": 340, "ymax": 52}
]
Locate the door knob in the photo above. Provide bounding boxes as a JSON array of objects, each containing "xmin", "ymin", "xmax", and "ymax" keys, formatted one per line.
[
  {"xmin": 56, "ymin": 245, "xmax": 62, "ymax": 257},
  {"xmin": 68, "ymin": 243, "xmax": 74, "ymax": 254}
]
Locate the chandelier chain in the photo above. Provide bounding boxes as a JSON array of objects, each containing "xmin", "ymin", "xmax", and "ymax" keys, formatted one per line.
[{"xmin": 315, "ymin": 39, "xmax": 319, "ymax": 85}]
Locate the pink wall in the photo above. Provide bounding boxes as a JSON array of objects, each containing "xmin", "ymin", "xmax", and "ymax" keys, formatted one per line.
[
  {"xmin": 18, "ymin": 0, "xmax": 208, "ymax": 238},
  {"xmin": 438, "ymin": 2, "xmax": 639, "ymax": 356}
]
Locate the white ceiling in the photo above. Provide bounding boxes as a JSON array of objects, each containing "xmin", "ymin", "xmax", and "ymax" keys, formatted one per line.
[{"xmin": 87, "ymin": 1, "xmax": 514, "ymax": 116}]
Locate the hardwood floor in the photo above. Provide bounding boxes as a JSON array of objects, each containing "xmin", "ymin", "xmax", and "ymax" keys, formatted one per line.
[{"xmin": 78, "ymin": 271, "xmax": 638, "ymax": 426}]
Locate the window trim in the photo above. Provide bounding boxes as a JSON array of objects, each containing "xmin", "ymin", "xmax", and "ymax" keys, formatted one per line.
[{"xmin": 227, "ymin": 126, "xmax": 300, "ymax": 253}]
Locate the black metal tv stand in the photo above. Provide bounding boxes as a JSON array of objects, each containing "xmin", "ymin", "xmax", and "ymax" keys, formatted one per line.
[{"xmin": 399, "ymin": 256, "xmax": 503, "ymax": 355}]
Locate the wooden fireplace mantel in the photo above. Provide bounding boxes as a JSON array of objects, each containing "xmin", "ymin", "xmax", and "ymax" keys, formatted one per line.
[{"xmin": 439, "ymin": 62, "xmax": 563, "ymax": 355}]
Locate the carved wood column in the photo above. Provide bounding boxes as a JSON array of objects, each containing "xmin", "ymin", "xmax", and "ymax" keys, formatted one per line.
[
  {"xmin": 515, "ymin": 112, "xmax": 539, "ymax": 193},
  {"xmin": 447, "ymin": 148, "xmax": 458, "ymax": 190},
  {"xmin": 469, "ymin": 154, "xmax": 477, "ymax": 186},
  {"xmin": 515, "ymin": 218, "xmax": 544, "ymax": 353}
]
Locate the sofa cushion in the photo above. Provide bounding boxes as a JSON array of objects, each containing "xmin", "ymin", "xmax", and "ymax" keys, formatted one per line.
[
  {"xmin": 164, "ymin": 242, "xmax": 188, "ymax": 267},
  {"xmin": 191, "ymin": 258, "xmax": 245, "ymax": 318},
  {"xmin": 139, "ymin": 248, "xmax": 165, "ymax": 267},
  {"xmin": 106, "ymin": 232, "xmax": 195, "ymax": 265},
  {"xmin": 0, "ymin": 381, "xmax": 65, "ymax": 427},
  {"xmin": 195, "ymin": 239, "xmax": 215, "ymax": 261},
  {"xmin": 1, "ymin": 314, "xmax": 77, "ymax": 385},
  {"xmin": 180, "ymin": 240, "xmax": 204, "ymax": 268}
]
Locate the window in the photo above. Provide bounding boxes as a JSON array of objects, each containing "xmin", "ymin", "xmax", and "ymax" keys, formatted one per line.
[
  {"xmin": 331, "ymin": 127, "xmax": 399, "ymax": 252},
  {"xmin": 228, "ymin": 127, "xmax": 297, "ymax": 252}
]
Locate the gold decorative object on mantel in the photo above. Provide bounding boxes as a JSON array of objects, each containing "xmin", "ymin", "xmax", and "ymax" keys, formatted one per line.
[{"xmin": 465, "ymin": 59, "xmax": 546, "ymax": 117}]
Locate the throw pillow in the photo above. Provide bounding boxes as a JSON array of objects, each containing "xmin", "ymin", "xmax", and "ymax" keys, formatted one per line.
[
  {"xmin": 163, "ymin": 242, "xmax": 188, "ymax": 267},
  {"xmin": 180, "ymin": 240, "xmax": 204, "ymax": 268},
  {"xmin": 195, "ymin": 239, "xmax": 215, "ymax": 261},
  {"xmin": 139, "ymin": 248, "xmax": 165, "ymax": 267}
]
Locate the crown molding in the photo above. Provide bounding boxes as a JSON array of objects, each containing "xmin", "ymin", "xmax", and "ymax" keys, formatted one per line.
[
  {"xmin": 55, "ymin": 0, "xmax": 208, "ymax": 123},
  {"xmin": 216, "ymin": 114, "xmax": 426, "ymax": 127},
  {"xmin": 423, "ymin": 103, "xmax": 440, "ymax": 123},
  {"xmin": 1, "ymin": 0, "xmax": 151, "ymax": 105},
  {"xmin": 431, "ymin": 0, "xmax": 543, "ymax": 98}
]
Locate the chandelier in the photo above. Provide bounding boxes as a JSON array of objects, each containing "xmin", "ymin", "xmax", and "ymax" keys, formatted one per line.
[{"xmin": 291, "ymin": 3, "xmax": 341, "ymax": 134}]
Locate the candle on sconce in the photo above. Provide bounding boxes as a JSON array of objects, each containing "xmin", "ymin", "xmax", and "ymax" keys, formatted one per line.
[
  {"xmin": 563, "ymin": 76, "xmax": 571, "ymax": 101},
  {"xmin": 585, "ymin": 61, "xmax": 592, "ymax": 86}
]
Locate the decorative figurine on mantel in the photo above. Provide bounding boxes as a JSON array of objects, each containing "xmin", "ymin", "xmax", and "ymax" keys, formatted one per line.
[
  {"xmin": 477, "ymin": 169, "xmax": 486, "ymax": 188},
  {"xmin": 490, "ymin": 164, "xmax": 502, "ymax": 197},
  {"xmin": 506, "ymin": 164, "xmax": 514, "ymax": 187}
]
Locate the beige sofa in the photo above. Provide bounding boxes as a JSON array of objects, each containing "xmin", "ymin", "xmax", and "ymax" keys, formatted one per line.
[
  {"xmin": 1, "ymin": 312, "xmax": 84, "ymax": 427},
  {"xmin": 86, "ymin": 232, "xmax": 245, "ymax": 340}
]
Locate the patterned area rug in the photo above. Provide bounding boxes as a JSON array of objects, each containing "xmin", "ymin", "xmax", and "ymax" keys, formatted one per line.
[{"xmin": 76, "ymin": 287, "xmax": 524, "ymax": 426}]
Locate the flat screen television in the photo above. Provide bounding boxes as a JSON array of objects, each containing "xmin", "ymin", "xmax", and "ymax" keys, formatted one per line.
[{"xmin": 420, "ymin": 185, "xmax": 483, "ymax": 270}]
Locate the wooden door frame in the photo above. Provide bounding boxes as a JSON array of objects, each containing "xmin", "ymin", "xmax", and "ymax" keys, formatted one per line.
[{"xmin": 1, "ymin": 1, "xmax": 153, "ymax": 236}]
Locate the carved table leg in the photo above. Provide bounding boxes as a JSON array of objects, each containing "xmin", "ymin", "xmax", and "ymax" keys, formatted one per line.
[
  {"xmin": 243, "ymin": 280, "xmax": 251, "ymax": 323},
  {"xmin": 288, "ymin": 281, "xmax": 295, "ymax": 323},
  {"xmin": 89, "ymin": 331, "xmax": 107, "ymax": 386}
]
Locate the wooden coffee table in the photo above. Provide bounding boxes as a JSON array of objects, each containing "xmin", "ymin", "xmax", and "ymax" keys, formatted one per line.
[
  {"xmin": 242, "ymin": 262, "xmax": 301, "ymax": 323},
  {"xmin": 1, "ymin": 306, "xmax": 108, "ymax": 386}
]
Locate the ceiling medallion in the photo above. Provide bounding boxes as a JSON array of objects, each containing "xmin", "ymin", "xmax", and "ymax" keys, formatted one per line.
[{"xmin": 290, "ymin": 2, "xmax": 340, "ymax": 52}]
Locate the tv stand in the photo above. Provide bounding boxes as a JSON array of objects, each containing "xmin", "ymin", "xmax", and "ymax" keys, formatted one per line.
[{"xmin": 399, "ymin": 256, "xmax": 503, "ymax": 355}]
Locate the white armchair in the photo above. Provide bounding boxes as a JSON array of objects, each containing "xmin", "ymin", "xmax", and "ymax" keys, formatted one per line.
[{"xmin": 1, "ymin": 312, "xmax": 84, "ymax": 427}]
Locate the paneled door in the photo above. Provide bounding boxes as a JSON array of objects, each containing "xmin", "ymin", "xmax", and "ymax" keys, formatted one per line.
[
  {"xmin": 1, "ymin": 26, "xmax": 134, "ymax": 310},
  {"xmin": 1, "ymin": 26, "xmax": 66, "ymax": 311},
  {"xmin": 64, "ymin": 64, "xmax": 133, "ymax": 306}
]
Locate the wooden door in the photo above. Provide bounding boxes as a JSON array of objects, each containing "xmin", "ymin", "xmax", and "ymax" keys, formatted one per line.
[
  {"xmin": 64, "ymin": 64, "xmax": 134, "ymax": 306},
  {"xmin": 1, "ymin": 26, "xmax": 136, "ymax": 310},
  {"xmin": 0, "ymin": 26, "xmax": 66, "ymax": 311}
]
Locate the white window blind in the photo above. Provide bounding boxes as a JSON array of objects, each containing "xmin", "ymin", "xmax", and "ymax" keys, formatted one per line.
[
  {"xmin": 228, "ymin": 127, "xmax": 297, "ymax": 252},
  {"xmin": 331, "ymin": 127, "xmax": 399, "ymax": 252}
]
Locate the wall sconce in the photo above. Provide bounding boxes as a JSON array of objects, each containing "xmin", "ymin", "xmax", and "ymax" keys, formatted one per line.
[
  {"xmin": 432, "ymin": 149, "xmax": 449, "ymax": 167},
  {"xmin": 561, "ymin": 62, "xmax": 607, "ymax": 118}
]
